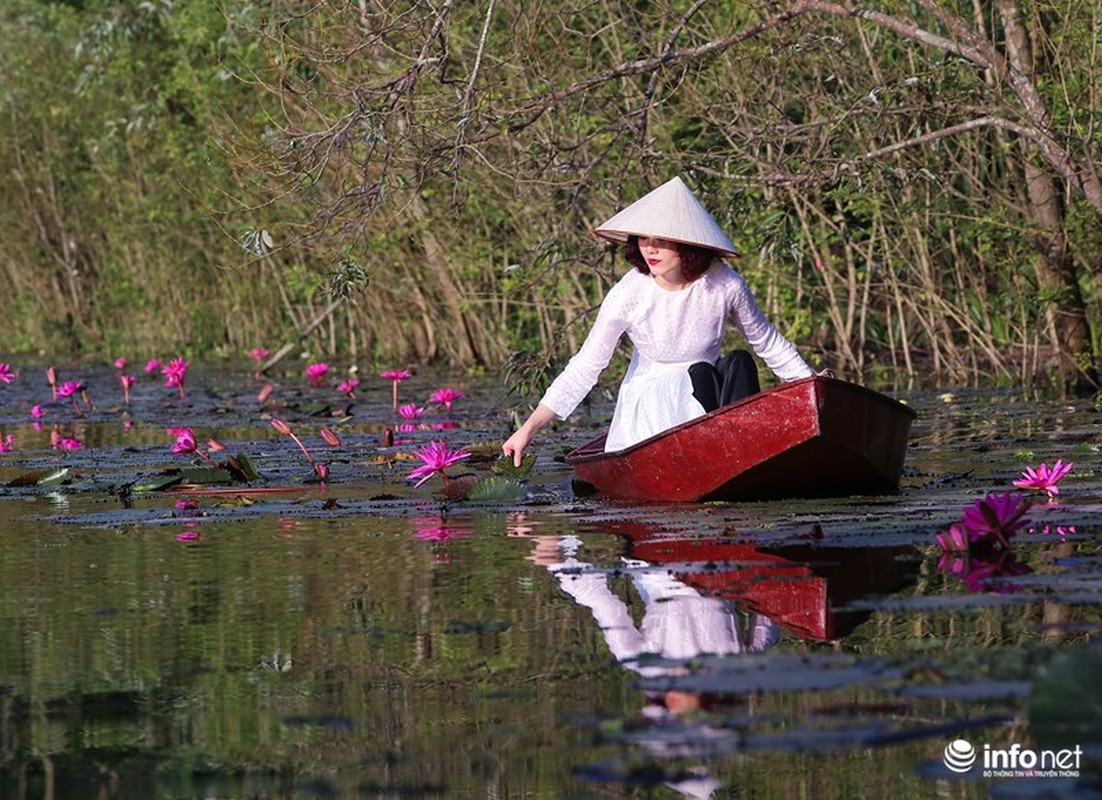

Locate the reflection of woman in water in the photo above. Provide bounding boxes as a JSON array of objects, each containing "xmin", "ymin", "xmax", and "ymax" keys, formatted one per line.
[
  {"xmin": 532, "ymin": 535, "xmax": 779, "ymax": 671},
  {"xmin": 527, "ymin": 534, "xmax": 779, "ymax": 799}
]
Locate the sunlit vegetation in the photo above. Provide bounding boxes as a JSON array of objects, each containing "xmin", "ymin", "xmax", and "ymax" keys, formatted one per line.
[{"xmin": 1, "ymin": 1, "xmax": 1099, "ymax": 398}]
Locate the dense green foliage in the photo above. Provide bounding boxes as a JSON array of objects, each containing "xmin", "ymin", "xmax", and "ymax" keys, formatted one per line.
[{"xmin": 1, "ymin": 1, "xmax": 1099, "ymax": 393}]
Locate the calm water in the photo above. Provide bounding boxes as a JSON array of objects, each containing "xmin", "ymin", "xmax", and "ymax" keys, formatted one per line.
[{"xmin": 1, "ymin": 363, "xmax": 1101, "ymax": 799}]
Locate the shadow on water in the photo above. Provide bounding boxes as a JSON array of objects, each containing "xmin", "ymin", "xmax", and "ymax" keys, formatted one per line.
[{"xmin": 1, "ymin": 363, "xmax": 1102, "ymax": 797}]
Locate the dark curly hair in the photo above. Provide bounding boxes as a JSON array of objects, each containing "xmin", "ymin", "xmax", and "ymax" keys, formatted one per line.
[{"xmin": 622, "ymin": 236, "xmax": 719, "ymax": 281}]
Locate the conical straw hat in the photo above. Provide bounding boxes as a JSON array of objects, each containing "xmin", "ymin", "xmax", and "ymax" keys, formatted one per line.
[{"xmin": 593, "ymin": 176, "xmax": 739, "ymax": 258}]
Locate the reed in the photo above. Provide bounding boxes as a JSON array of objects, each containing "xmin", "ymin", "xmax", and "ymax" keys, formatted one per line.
[{"xmin": 0, "ymin": 0, "xmax": 1098, "ymax": 395}]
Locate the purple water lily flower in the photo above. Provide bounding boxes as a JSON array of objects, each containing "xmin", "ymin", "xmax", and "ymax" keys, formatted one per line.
[
  {"xmin": 1013, "ymin": 460, "xmax": 1073, "ymax": 498},
  {"xmin": 960, "ymin": 492, "xmax": 1032, "ymax": 549},
  {"xmin": 405, "ymin": 441, "xmax": 471, "ymax": 488}
]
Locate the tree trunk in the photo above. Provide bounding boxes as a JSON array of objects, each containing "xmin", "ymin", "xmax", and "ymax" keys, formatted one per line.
[
  {"xmin": 996, "ymin": 0, "xmax": 1097, "ymax": 390},
  {"xmin": 404, "ymin": 189, "xmax": 483, "ymax": 365}
]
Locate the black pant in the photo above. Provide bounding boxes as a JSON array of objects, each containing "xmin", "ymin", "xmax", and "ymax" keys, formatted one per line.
[{"xmin": 688, "ymin": 350, "xmax": 761, "ymax": 412}]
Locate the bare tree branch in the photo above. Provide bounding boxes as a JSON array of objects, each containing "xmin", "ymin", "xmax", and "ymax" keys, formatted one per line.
[{"xmin": 799, "ymin": 0, "xmax": 1101, "ymax": 210}]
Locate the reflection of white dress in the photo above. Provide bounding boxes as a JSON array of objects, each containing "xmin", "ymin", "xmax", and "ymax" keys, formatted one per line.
[
  {"xmin": 546, "ymin": 542, "xmax": 774, "ymax": 800},
  {"xmin": 549, "ymin": 557, "xmax": 779, "ymax": 675},
  {"xmin": 540, "ymin": 264, "xmax": 812, "ymax": 452}
]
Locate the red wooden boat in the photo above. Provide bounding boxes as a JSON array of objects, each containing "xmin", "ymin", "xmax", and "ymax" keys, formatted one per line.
[{"xmin": 566, "ymin": 376, "xmax": 915, "ymax": 502}]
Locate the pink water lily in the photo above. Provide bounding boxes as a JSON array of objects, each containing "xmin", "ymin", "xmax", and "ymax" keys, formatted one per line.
[
  {"xmin": 270, "ymin": 418, "xmax": 293, "ymax": 437},
  {"xmin": 247, "ymin": 347, "xmax": 270, "ymax": 378},
  {"xmin": 935, "ymin": 491, "xmax": 1034, "ymax": 557},
  {"xmin": 52, "ymin": 433, "xmax": 83, "ymax": 451},
  {"xmin": 171, "ymin": 426, "xmax": 218, "ymax": 467},
  {"xmin": 957, "ymin": 491, "xmax": 1032, "ymax": 551},
  {"xmin": 380, "ymin": 368, "xmax": 412, "ymax": 411},
  {"xmin": 162, "ymin": 358, "xmax": 189, "ymax": 399},
  {"xmin": 429, "ymin": 387, "xmax": 463, "ymax": 412},
  {"xmin": 0, "ymin": 363, "xmax": 14, "ymax": 384},
  {"xmin": 412, "ymin": 516, "xmax": 471, "ymax": 543},
  {"xmin": 56, "ymin": 380, "xmax": 87, "ymax": 416},
  {"xmin": 113, "ymin": 356, "xmax": 127, "ymax": 370},
  {"xmin": 119, "ymin": 374, "xmax": 135, "ymax": 405},
  {"xmin": 337, "ymin": 378, "xmax": 360, "ymax": 397},
  {"xmin": 172, "ymin": 427, "xmax": 198, "ymax": 454},
  {"xmin": 398, "ymin": 403, "xmax": 425, "ymax": 421},
  {"xmin": 934, "ymin": 523, "xmax": 973, "ymax": 552},
  {"xmin": 1013, "ymin": 460, "xmax": 1073, "ymax": 498},
  {"xmin": 1030, "ymin": 524, "xmax": 1077, "ymax": 541},
  {"xmin": 938, "ymin": 549, "xmax": 1033, "ymax": 594},
  {"xmin": 56, "ymin": 380, "xmax": 82, "ymax": 399},
  {"xmin": 0, "ymin": 434, "xmax": 14, "ymax": 453},
  {"xmin": 405, "ymin": 441, "xmax": 471, "ymax": 487},
  {"xmin": 305, "ymin": 362, "xmax": 329, "ymax": 387},
  {"xmin": 30, "ymin": 404, "xmax": 46, "ymax": 419},
  {"xmin": 145, "ymin": 358, "xmax": 162, "ymax": 374}
]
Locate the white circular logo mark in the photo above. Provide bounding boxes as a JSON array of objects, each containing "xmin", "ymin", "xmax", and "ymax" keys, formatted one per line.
[{"xmin": 943, "ymin": 739, "xmax": 977, "ymax": 773}]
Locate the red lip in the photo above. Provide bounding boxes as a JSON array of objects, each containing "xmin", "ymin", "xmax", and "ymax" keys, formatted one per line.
[{"xmin": 647, "ymin": 258, "xmax": 660, "ymax": 266}]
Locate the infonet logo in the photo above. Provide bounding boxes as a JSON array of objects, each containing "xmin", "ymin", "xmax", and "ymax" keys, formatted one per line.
[
  {"xmin": 943, "ymin": 739, "xmax": 976, "ymax": 773},
  {"xmin": 942, "ymin": 738, "xmax": 1082, "ymax": 778}
]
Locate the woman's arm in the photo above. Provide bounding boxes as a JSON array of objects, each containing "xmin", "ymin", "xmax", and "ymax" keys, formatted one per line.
[
  {"xmin": 726, "ymin": 271, "xmax": 813, "ymax": 380},
  {"xmin": 503, "ymin": 276, "xmax": 633, "ymax": 465}
]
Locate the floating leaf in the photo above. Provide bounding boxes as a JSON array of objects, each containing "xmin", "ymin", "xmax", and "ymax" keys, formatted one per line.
[
  {"xmin": 466, "ymin": 475, "xmax": 527, "ymax": 503},
  {"xmin": 132, "ymin": 474, "xmax": 185, "ymax": 493},
  {"xmin": 1029, "ymin": 647, "xmax": 1102, "ymax": 749},
  {"xmin": 492, "ymin": 453, "xmax": 536, "ymax": 479},
  {"xmin": 225, "ymin": 453, "xmax": 260, "ymax": 482},
  {"xmin": 462, "ymin": 441, "xmax": 503, "ymax": 464},
  {"xmin": 7, "ymin": 467, "xmax": 71, "ymax": 487}
]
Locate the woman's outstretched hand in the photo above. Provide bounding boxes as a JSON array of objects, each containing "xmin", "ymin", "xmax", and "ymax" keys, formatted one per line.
[
  {"xmin": 503, "ymin": 404, "xmax": 557, "ymax": 467},
  {"xmin": 502, "ymin": 428, "xmax": 534, "ymax": 468}
]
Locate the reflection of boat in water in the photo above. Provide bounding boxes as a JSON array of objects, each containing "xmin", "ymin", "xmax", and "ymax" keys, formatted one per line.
[
  {"xmin": 583, "ymin": 520, "xmax": 917, "ymax": 643},
  {"xmin": 538, "ymin": 520, "xmax": 918, "ymax": 795},
  {"xmin": 566, "ymin": 376, "xmax": 916, "ymax": 502}
]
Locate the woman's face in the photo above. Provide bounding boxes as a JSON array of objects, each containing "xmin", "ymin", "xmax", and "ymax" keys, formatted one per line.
[{"xmin": 638, "ymin": 236, "xmax": 684, "ymax": 288}]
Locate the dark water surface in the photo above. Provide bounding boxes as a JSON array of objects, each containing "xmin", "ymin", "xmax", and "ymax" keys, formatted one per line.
[{"xmin": 1, "ymin": 362, "xmax": 1101, "ymax": 799}]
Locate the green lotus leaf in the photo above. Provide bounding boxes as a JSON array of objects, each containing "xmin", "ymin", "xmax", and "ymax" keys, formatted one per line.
[
  {"xmin": 1029, "ymin": 647, "xmax": 1102, "ymax": 749},
  {"xmin": 466, "ymin": 475, "xmax": 527, "ymax": 503}
]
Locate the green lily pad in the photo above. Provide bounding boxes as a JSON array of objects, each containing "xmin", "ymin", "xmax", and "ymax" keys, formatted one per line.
[
  {"xmin": 492, "ymin": 454, "xmax": 536, "ymax": 479},
  {"xmin": 6, "ymin": 467, "xmax": 72, "ymax": 488},
  {"xmin": 225, "ymin": 453, "xmax": 260, "ymax": 482},
  {"xmin": 1028, "ymin": 647, "xmax": 1102, "ymax": 749},
  {"xmin": 132, "ymin": 474, "xmax": 185, "ymax": 493},
  {"xmin": 466, "ymin": 475, "xmax": 527, "ymax": 503}
]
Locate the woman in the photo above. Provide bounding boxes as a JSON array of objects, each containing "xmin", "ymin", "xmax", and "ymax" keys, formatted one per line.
[{"xmin": 503, "ymin": 176, "xmax": 816, "ymax": 466}]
